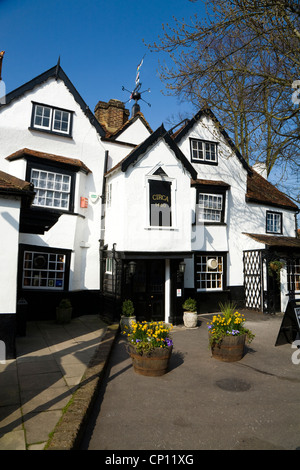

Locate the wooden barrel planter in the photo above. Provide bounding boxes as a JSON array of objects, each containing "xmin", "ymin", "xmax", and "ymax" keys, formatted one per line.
[
  {"xmin": 128, "ymin": 345, "xmax": 173, "ymax": 376},
  {"xmin": 211, "ymin": 334, "xmax": 246, "ymax": 362}
]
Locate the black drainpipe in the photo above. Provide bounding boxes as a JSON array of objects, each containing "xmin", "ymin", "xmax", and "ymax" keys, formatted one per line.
[{"xmin": 99, "ymin": 150, "xmax": 109, "ymax": 292}]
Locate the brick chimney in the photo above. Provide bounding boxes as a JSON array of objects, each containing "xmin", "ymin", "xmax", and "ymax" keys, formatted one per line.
[{"xmin": 94, "ymin": 99, "xmax": 129, "ymax": 133}]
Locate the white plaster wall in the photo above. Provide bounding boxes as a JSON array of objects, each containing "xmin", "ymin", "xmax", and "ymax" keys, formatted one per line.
[
  {"xmin": 177, "ymin": 114, "xmax": 298, "ymax": 291},
  {"xmin": 104, "ymin": 139, "xmax": 192, "ymax": 254},
  {"xmin": 103, "ymin": 141, "xmax": 135, "ymax": 172},
  {"xmin": 0, "ymin": 77, "xmax": 105, "ymax": 291},
  {"xmin": 0, "ymin": 197, "xmax": 20, "ymax": 313},
  {"xmin": 178, "ymin": 115, "xmax": 249, "ymax": 288},
  {"xmin": 115, "ymin": 117, "xmax": 151, "ymax": 145},
  {"xmin": 103, "ymin": 118, "xmax": 152, "ymax": 172},
  {"xmin": 0, "ymin": 79, "xmax": 104, "ymax": 163}
]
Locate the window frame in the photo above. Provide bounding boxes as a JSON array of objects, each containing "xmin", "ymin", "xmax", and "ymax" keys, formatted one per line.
[
  {"xmin": 190, "ymin": 138, "xmax": 218, "ymax": 165},
  {"xmin": 196, "ymin": 186, "xmax": 227, "ymax": 224},
  {"xmin": 288, "ymin": 258, "xmax": 300, "ymax": 293},
  {"xmin": 195, "ymin": 253, "xmax": 226, "ymax": 292},
  {"xmin": 148, "ymin": 178, "xmax": 172, "ymax": 227},
  {"xmin": 198, "ymin": 192, "xmax": 223, "ymax": 223},
  {"xmin": 19, "ymin": 245, "xmax": 71, "ymax": 291},
  {"xmin": 105, "ymin": 257, "xmax": 114, "ymax": 274},
  {"xmin": 26, "ymin": 159, "xmax": 76, "ymax": 213},
  {"xmin": 266, "ymin": 210, "xmax": 282, "ymax": 234},
  {"xmin": 30, "ymin": 102, "xmax": 74, "ymax": 138},
  {"xmin": 145, "ymin": 170, "xmax": 176, "ymax": 229}
]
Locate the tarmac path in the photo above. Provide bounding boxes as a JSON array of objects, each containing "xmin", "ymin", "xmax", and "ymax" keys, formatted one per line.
[{"xmin": 80, "ymin": 312, "xmax": 300, "ymax": 451}]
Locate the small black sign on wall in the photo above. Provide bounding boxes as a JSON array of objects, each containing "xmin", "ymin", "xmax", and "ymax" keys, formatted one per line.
[{"xmin": 275, "ymin": 300, "xmax": 300, "ymax": 346}]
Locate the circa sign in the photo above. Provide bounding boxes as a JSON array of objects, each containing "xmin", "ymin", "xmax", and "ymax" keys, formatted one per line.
[{"xmin": 149, "ymin": 179, "xmax": 172, "ymax": 227}]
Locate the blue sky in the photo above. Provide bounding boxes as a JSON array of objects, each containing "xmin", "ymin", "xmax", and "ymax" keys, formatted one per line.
[
  {"xmin": 0, "ymin": 0, "xmax": 298, "ymax": 208},
  {"xmin": 0, "ymin": 0, "xmax": 202, "ymax": 130}
]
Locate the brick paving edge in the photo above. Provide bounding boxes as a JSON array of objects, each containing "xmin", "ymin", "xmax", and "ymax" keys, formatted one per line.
[{"xmin": 45, "ymin": 323, "xmax": 120, "ymax": 451}]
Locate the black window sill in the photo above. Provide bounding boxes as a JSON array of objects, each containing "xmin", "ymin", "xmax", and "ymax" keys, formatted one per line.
[
  {"xmin": 28, "ymin": 126, "xmax": 73, "ymax": 139},
  {"xmin": 192, "ymin": 222, "xmax": 227, "ymax": 226},
  {"xmin": 191, "ymin": 159, "xmax": 218, "ymax": 166}
]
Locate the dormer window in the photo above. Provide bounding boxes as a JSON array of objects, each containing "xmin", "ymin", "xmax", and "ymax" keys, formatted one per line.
[
  {"xmin": 190, "ymin": 138, "xmax": 218, "ymax": 164},
  {"xmin": 31, "ymin": 102, "xmax": 73, "ymax": 137}
]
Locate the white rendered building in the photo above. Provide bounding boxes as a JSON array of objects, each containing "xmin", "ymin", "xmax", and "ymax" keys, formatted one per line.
[
  {"xmin": 101, "ymin": 108, "xmax": 300, "ymax": 324},
  {"xmin": 0, "ymin": 63, "xmax": 106, "ymax": 355},
  {"xmin": 0, "ymin": 61, "xmax": 299, "ymax": 356}
]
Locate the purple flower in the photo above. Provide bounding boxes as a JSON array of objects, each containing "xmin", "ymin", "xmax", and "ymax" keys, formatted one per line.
[
  {"xmin": 136, "ymin": 339, "xmax": 141, "ymax": 343},
  {"xmin": 165, "ymin": 338, "xmax": 173, "ymax": 347}
]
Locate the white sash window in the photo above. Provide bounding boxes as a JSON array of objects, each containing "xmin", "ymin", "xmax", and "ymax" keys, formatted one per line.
[
  {"xmin": 198, "ymin": 193, "xmax": 223, "ymax": 222},
  {"xmin": 31, "ymin": 103, "xmax": 73, "ymax": 136},
  {"xmin": 31, "ymin": 168, "xmax": 71, "ymax": 210}
]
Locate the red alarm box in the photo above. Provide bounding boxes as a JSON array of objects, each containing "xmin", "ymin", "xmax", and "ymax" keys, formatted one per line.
[{"xmin": 80, "ymin": 197, "xmax": 88, "ymax": 208}]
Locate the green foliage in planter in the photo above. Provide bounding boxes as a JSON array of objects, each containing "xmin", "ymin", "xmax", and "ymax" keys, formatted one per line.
[
  {"xmin": 268, "ymin": 260, "xmax": 284, "ymax": 281},
  {"xmin": 182, "ymin": 298, "xmax": 197, "ymax": 312},
  {"xmin": 207, "ymin": 302, "xmax": 255, "ymax": 347},
  {"xmin": 122, "ymin": 299, "xmax": 135, "ymax": 317},
  {"xmin": 58, "ymin": 298, "xmax": 72, "ymax": 309}
]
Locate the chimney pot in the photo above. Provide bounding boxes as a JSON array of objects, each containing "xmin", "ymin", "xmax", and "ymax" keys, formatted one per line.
[{"xmin": 94, "ymin": 99, "xmax": 129, "ymax": 133}]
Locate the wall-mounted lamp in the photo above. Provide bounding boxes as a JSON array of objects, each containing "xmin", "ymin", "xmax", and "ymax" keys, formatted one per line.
[
  {"xmin": 128, "ymin": 261, "xmax": 137, "ymax": 276},
  {"xmin": 179, "ymin": 261, "xmax": 186, "ymax": 274}
]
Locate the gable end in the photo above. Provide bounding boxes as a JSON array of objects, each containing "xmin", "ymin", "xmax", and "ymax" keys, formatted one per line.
[
  {"xmin": 0, "ymin": 64, "xmax": 106, "ymax": 138},
  {"xmin": 173, "ymin": 108, "xmax": 252, "ymax": 175},
  {"xmin": 121, "ymin": 124, "xmax": 197, "ymax": 179}
]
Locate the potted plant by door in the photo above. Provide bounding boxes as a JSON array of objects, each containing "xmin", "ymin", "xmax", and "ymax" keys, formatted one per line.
[
  {"xmin": 207, "ymin": 302, "xmax": 255, "ymax": 362},
  {"xmin": 182, "ymin": 298, "xmax": 198, "ymax": 328},
  {"xmin": 56, "ymin": 298, "xmax": 72, "ymax": 324},
  {"xmin": 124, "ymin": 320, "xmax": 173, "ymax": 376},
  {"xmin": 268, "ymin": 260, "xmax": 284, "ymax": 282},
  {"xmin": 120, "ymin": 299, "xmax": 136, "ymax": 332}
]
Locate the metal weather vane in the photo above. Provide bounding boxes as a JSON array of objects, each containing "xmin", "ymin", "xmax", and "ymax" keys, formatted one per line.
[{"xmin": 122, "ymin": 55, "xmax": 151, "ymax": 114}]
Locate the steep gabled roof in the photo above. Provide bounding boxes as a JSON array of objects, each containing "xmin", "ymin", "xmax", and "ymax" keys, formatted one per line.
[
  {"xmin": 0, "ymin": 63, "xmax": 106, "ymax": 138},
  {"xmin": 247, "ymin": 169, "xmax": 298, "ymax": 211},
  {"xmin": 109, "ymin": 124, "xmax": 197, "ymax": 179},
  {"xmin": 172, "ymin": 108, "xmax": 252, "ymax": 175}
]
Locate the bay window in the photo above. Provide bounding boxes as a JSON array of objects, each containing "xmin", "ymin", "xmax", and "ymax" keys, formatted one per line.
[
  {"xmin": 26, "ymin": 161, "xmax": 75, "ymax": 212},
  {"xmin": 31, "ymin": 168, "xmax": 71, "ymax": 210}
]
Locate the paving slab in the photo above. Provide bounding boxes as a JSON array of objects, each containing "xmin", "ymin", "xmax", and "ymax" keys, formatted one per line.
[{"xmin": 0, "ymin": 315, "xmax": 115, "ymax": 450}]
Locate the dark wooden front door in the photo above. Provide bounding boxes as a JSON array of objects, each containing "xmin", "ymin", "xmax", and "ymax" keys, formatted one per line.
[{"xmin": 131, "ymin": 260, "xmax": 165, "ymax": 321}]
